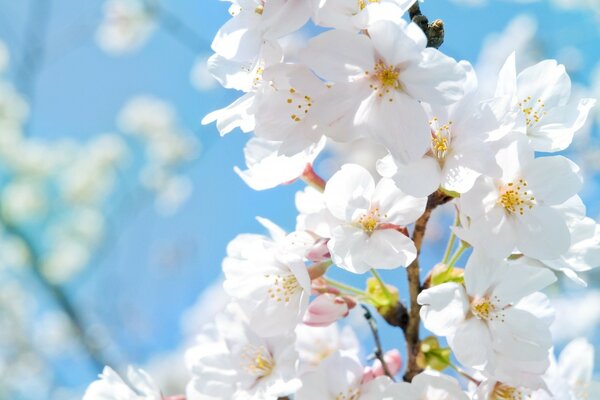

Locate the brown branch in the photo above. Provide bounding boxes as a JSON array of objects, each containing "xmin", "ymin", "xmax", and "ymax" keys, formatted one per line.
[
  {"xmin": 408, "ymin": 2, "xmax": 445, "ymax": 49},
  {"xmin": 361, "ymin": 305, "xmax": 396, "ymax": 381},
  {"xmin": 403, "ymin": 190, "xmax": 452, "ymax": 382}
]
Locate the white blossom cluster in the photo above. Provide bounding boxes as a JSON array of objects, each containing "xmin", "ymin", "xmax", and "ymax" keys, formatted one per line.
[{"xmin": 85, "ymin": 0, "xmax": 600, "ymax": 399}]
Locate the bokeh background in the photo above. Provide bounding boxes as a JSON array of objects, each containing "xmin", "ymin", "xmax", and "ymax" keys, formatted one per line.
[{"xmin": 0, "ymin": 0, "xmax": 599, "ymax": 398}]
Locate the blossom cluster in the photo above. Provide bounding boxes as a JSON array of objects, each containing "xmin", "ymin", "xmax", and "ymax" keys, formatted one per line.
[{"xmin": 85, "ymin": 0, "xmax": 599, "ymax": 399}]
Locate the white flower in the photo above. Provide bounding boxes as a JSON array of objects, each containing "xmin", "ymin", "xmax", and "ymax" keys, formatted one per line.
[
  {"xmin": 312, "ymin": 0, "xmax": 415, "ymax": 31},
  {"xmin": 186, "ymin": 305, "xmax": 301, "ymax": 400},
  {"xmin": 457, "ymin": 139, "xmax": 582, "ymax": 260},
  {"xmin": 96, "ymin": 0, "xmax": 155, "ymax": 55},
  {"xmin": 382, "ymin": 370, "xmax": 469, "ymax": 400},
  {"xmin": 253, "ymin": 63, "xmax": 347, "ymax": 155},
  {"xmin": 202, "ymin": 41, "xmax": 283, "ymax": 136},
  {"xmin": 212, "ymin": 0, "xmax": 310, "ymax": 62},
  {"xmin": 295, "ymin": 323, "xmax": 360, "ymax": 372},
  {"xmin": 234, "ymin": 136, "xmax": 326, "ymax": 190},
  {"xmin": 296, "ymin": 351, "xmax": 391, "ymax": 400},
  {"xmin": 83, "ymin": 366, "xmax": 161, "ymax": 400},
  {"xmin": 296, "ymin": 186, "xmax": 341, "ymax": 239},
  {"xmin": 301, "ymin": 19, "xmax": 467, "ymax": 164},
  {"xmin": 418, "ymin": 252, "xmax": 557, "ymax": 387},
  {"xmin": 554, "ymin": 338, "xmax": 594, "ymax": 400},
  {"xmin": 222, "ymin": 221, "xmax": 312, "ymax": 337},
  {"xmin": 324, "ymin": 164, "xmax": 427, "ymax": 273},
  {"xmin": 377, "ymin": 62, "xmax": 501, "ymax": 197},
  {"xmin": 492, "ymin": 52, "xmax": 596, "ymax": 152}
]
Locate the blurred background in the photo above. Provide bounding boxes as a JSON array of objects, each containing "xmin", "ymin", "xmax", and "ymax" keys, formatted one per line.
[{"xmin": 0, "ymin": 0, "xmax": 599, "ymax": 398}]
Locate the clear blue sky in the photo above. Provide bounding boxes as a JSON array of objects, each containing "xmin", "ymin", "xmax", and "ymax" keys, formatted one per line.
[{"xmin": 1, "ymin": 0, "xmax": 599, "ymax": 396}]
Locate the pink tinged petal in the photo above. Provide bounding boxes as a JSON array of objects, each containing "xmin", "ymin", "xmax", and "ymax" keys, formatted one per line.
[
  {"xmin": 448, "ymin": 317, "xmax": 493, "ymax": 369},
  {"xmin": 514, "ymin": 206, "xmax": 571, "ymax": 259},
  {"xmin": 389, "ymin": 156, "xmax": 441, "ymax": 198},
  {"xmin": 362, "ymin": 229, "xmax": 417, "ymax": 269},
  {"xmin": 328, "ymin": 225, "xmax": 371, "ymax": 274},
  {"xmin": 356, "ymin": 90, "xmax": 430, "ymax": 164},
  {"xmin": 201, "ymin": 92, "xmax": 255, "ymax": 135},
  {"xmin": 301, "ymin": 29, "xmax": 375, "ymax": 82},
  {"xmin": 523, "ymin": 155, "xmax": 582, "ymax": 205},
  {"xmin": 530, "ymin": 98, "xmax": 596, "ymax": 152},
  {"xmin": 418, "ymin": 282, "xmax": 469, "ymax": 337},
  {"xmin": 325, "ymin": 164, "xmax": 375, "ymax": 221},
  {"xmin": 303, "ymin": 294, "xmax": 349, "ymax": 327},
  {"xmin": 517, "ymin": 60, "xmax": 571, "ymax": 110},
  {"xmin": 372, "ymin": 178, "xmax": 428, "ymax": 225},
  {"xmin": 401, "ymin": 48, "xmax": 468, "ymax": 104},
  {"xmin": 492, "ymin": 258, "xmax": 557, "ymax": 305}
]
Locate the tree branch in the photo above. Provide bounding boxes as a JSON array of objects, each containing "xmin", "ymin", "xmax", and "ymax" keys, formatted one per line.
[
  {"xmin": 361, "ymin": 305, "xmax": 395, "ymax": 381},
  {"xmin": 408, "ymin": 2, "xmax": 445, "ymax": 49},
  {"xmin": 0, "ymin": 218, "xmax": 110, "ymax": 371},
  {"xmin": 403, "ymin": 190, "xmax": 452, "ymax": 382}
]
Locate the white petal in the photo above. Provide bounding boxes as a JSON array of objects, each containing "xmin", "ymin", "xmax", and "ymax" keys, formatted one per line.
[
  {"xmin": 328, "ymin": 225, "xmax": 371, "ymax": 274},
  {"xmin": 418, "ymin": 283, "xmax": 468, "ymax": 337},
  {"xmin": 389, "ymin": 156, "xmax": 441, "ymax": 197},
  {"xmin": 301, "ymin": 29, "xmax": 374, "ymax": 82},
  {"xmin": 325, "ymin": 164, "xmax": 374, "ymax": 221},
  {"xmin": 514, "ymin": 206, "xmax": 571, "ymax": 260},
  {"xmin": 523, "ymin": 155, "xmax": 582, "ymax": 205},
  {"xmin": 372, "ymin": 178, "xmax": 428, "ymax": 225},
  {"xmin": 362, "ymin": 229, "xmax": 417, "ymax": 269}
]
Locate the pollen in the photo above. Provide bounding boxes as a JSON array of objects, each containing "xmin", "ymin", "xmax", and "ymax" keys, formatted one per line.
[
  {"xmin": 254, "ymin": 5, "xmax": 264, "ymax": 14},
  {"xmin": 374, "ymin": 61, "xmax": 400, "ymax": 90},
  {"xmin": 358, "ymin": 0, "xmax": 379, "ymax": 10},
  {"xmin": 429, "ymin": 118, "xmax": 453, "ymax": 160},
  {"xmin": 266, "ymin": 273, "xmax": 301, "ymax": 303},
  {"xmin": 498, "ymin": 179, "xmax": 535, "ymax": 215},
  {"xmin": 471, "ymin": 295, "xmax": 506, "ymax": 322},
  {"xmin": 518, "ymin": 96, "xmax": 547, "ymax": 128},
  {"xmin": 335, "ymin": 387, "xmax": 361, "ymax": 400},
  {"xmin": 241, "ymin": 345, "xmax": 275, "ymax": 378},
  {"xmin": 284, "ymin": 87, "xmax": 313, "ymax": 123},
  {"xmin": 357, "ymin": 208, "xmax": 384, "ymax": 234},
  {"xmin": 492, "ymin": 383, "xmax": 529, "ymax": 400}
]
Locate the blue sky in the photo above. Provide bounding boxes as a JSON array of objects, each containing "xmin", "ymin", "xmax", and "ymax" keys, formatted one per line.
[{"xmin": 1, "ymin": 0, "xmax": 599, "ymax": 396}]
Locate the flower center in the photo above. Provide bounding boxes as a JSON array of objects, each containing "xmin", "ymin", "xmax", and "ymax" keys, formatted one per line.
[
  {"xmin": 358, "ymin": 0, "xmax": 379, "ymax": 10},
  {"xmin": 471, "ymin": 297, "xmax": 496, "ymax": 320},
  {"xmin": 430, "ymin": 118, "xmax": 453, "ymax": 160},
  {"xmin": 335, "ymin": 387, "xmax": 361, "ymax": 400},
  {"xmin": 374, "ymin": 61, "xmax": 399, "ymax": 89},
  {"xmin": 518, "ymin": 96, "xmax": 546, "ymax": 128},
  {"xmin": 498, "ymin": 179, "xmax": 535, "ymax": 215},
  {"xmin": 357, "ymin": 208, "xmax": 383, "ymax": 234},
  {"xmin": 492, "ymin": 383, "xmax": 530, "ymax": 400},
  {"xmin": 241, "ymin": 345, "xmax": 275, "ymax": 378},
  {"xmin": 266, "ymin": 273, "xmax": 301, "ymax": 303},
  {"xmin": 285, "ymin": 87, "xmax": 313, "ymax": 123}
]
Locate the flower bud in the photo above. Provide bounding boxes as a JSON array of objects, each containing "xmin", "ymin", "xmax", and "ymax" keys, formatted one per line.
[{"xmin": 302, "ymin": 293, "xmax": 349, "ymax": 327}]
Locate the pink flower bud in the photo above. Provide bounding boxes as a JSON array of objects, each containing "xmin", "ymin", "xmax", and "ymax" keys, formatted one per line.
[
  {"xmin": 303, "ymin": 294, "xmax": 349, "ymax": 327},
  {"xmin": 362, "ymin": 349, "xmax": 402, "ymax": 382},
  {"xmin": 306, "ymin": 238, "xmax": 330, "ymax": 263}
]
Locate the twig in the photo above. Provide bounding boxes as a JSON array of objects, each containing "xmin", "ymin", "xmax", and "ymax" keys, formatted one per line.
[
  {"xmin": 408, "ymin": 2, "xmax": 445, "ymax": 49},
  {"xmin": 0, "ymin": 217, "xmax": 110, "ymax": 371},
  {"xmin": 146, "ymin": 1, "xmax": 208, "ymax": 54},
  {"xmin": 16, "ymin": 0, "xmax": 53, "ymax": 134},
  {"xmin": 361, "ymin": 304, "xmax": 395, "ymax": 381},
  {"xmin": 403, "ymin": 190, "xmax": 452, "ymax": 382}
]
